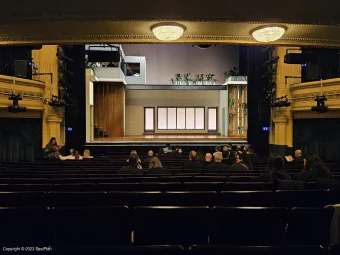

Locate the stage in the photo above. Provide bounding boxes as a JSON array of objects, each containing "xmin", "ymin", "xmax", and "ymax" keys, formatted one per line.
[{"xmin": 87, "ymin": 135, "xmax": 247, "ymax": 146}]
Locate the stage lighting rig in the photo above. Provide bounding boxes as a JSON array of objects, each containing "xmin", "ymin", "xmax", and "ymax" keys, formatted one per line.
[
  {"xmin": 8, "ymin": 93, "xmax": 27, "ymax": 113},
  {"xmin": 311, "ymin": 95, "xmax": 329, "ymax": 113},
  {"xmin": 270, "ymin": 95, "xmax": 291, "ymax": 108}
]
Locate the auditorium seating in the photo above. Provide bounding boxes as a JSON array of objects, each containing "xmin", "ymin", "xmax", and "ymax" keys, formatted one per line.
[{"xmin": 0, "ymin": 156, "xmax": 339, "ymax": 252}]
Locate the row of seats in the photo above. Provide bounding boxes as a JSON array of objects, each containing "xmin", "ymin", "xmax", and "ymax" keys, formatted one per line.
[
  {"xmin": 0, "ymin": 182, "xmax": 277, "ymax": 191},
  {"xmin": 0, "ymin": 206, "xmax": 333, "ymax": 246},
  {"xmin": 48, "ymin": 245, "xmax": 339, "ymax": 255},
  {"xmin": 0, "ymin": 190, "xmax": 339, "ymax": 207}
]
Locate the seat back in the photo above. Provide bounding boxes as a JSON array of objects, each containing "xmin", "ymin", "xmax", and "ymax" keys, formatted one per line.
[
  {"xmin": 287, "ymin": 207, "xmax": 334, "ymax": 246},
  {"xmin": 210, "ymin": 206, "xmax": 288, "ymax": 245},
  {"xmin": 133, "ymin": 206, "xmax": 210, "ymax": 245},
  {"xmin": 0, "ymin": 207, "xmax": 53, "ymax": 246},
  {"xmin": 52, "ymin": 206, "xmax": 131, "ymax": 245}
]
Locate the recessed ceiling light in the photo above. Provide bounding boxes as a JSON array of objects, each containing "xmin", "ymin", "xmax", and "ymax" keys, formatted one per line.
[
  {"xmin": 251, "ymin": 25, "xmax": 287, "ymax": 42},
  {"xmin": 151, "ymin": 22, "xmax": 186, "ymax": 41}
]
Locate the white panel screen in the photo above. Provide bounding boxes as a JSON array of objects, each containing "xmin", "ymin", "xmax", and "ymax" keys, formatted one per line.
[
  {"xmin": 144, "ymin": 108, "xmax": 154, "ymax": 131},
  {"xmin": 186, "ymin": 108, "xmax": 195, "ymax": 129},
  {"xmin": 208, "ymin": 108, "xmax": 217, "ymax": 131},
  {"xmin": 177, "ymin": 108, "xmax": 186, "ymax": 129},
  {"xmin": 167, "ymin": 108, "xmax": 177, "ymax": 129},
  {"xmin": 158, "ymin": 108, "xmax": 167, "ymax": 129},
  {"xmin": 195, "ymin": 108, "xmax": 205, "ymax": 129}
]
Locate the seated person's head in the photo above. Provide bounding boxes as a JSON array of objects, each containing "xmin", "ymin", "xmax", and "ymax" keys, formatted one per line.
[
  {"xmin": 83, "ymin": 149, "xmax": 91, "ymax": 157},
  {"xmin": 149, "ymin": 157, "xmax": 163, "ymax": 169},
  {"xmin": 223, "ymin": 146, "xmax": 228, "ymax": 151},
  {"xmin": 148, "ymin": 150, "xmax": 154, "ymax": 157},
  {"xmin": 215, "ymin": 145, "xmax": 221, "ymax": 152},
  {"xmin": 295, "ymin": 150, "xmax": 302, "ymax": 158},
  {"xmin": 205, "ymin": 153, "xmax": 212, "ymax": 162},
  {"xmin": 131, "ymin": 150, "xmax": 138, "ymax": 155},
  {"xmin": 75, "ymin": 151, "xmax": 80, "ymax": 160},
  {"xmin": 129, "ymin": 154, "xmax": 139, "ymax": 166},
  {"xmin": 236, "ymin": 145, "xmax": 241, "ymax": 150},
  {"xmin": 178, "ymin": 147, "xmax": 182, "ymax": 153},
  {"xmin": 214, "ymin": 152, "xmax": 223, "ymax": 163},
  {"xmin": 175, "ymin": 145, "xmax": 180, "ymax": 151},
  {"xmin": 268, "ymin": 153, "xmax": 284, "ymax": 171},
  {"xmin": 244, "ymin": 145, "xmax": 249, "ymax": 151},
  {"xmin": 189, "ymin": 150, "xmax": 197, "ymax": 161},
  {"xmin": 168, "ymin": 146, "xmax": 172, "ymax": 152},
  {"xmin": 69, "ymin": 148, "xmax": 75, "ymax": 156},
  {"xmin": 235, "ymin": 151, "xmax": 244, "ymax": 164},
  {"xmin": 158, "ymin": 148, "xmax": 164, "ymax": 155}
]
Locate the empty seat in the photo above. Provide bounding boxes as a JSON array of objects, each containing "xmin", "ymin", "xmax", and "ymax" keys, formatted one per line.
[
  {"xmin": 227, "ymin": 176, "xmax": 255, "ymax": 182},
  {"xmin": 275, "ymin": 190, "xmax": 334, "ymax": 207},
  {"xmin": 48, "ymin": 191, "xmax": 108, "ymax": 206},
  {"xmin": 51, "ymin": 183, "xmax": 97, "ymax": 191},
  {"xmin": 126, "ymin": 177, "xmax": 160, "ymax": 183},
  {"xmin": 163, "ymin": 191, "xmax": 218, "ymax": 206},
  {"xmin": 181, "ymin": 182, "xmax": 225, "ymax": 192},
  {"xmin": 11, "ymin": 178, "xmax": 49, "ymax": 184},
  {"xmin": 53, "ymin": 245, "xmax": 185, "ymax": 255},
  {"xmin": 286, "ymin": 207, "xmax": 334, "ymax": 246},
  {"xmin": 108, "ymin": 191, "xmax": 164, "ymax": 206},
  {"xmin": 133, "ymin": 206, "xmax": 210, "ymax": 245},
  {"xmin": 224, "ymin": 182, "xmax": 275, "ymax": 191},
  {"xmin": 52, "ymin": 206, "xmax": 131, "ymax": 245},
  {"xmin": 0, "ymin": 207, "xmax": 53, "ymax": 246},
  {"xmin": 210, "ymin": 207, "xmax": 288, "ymax": 245},
  {"xmin": 10, "ymin": 184, "xmax": 51, "ymax": 191},
  {"xmin": 193, "ymin": 176, "xmax": 227, "ymax": 182},
  {"xmin": 98, "ymin": 183, "xmax": 141, "ymax": 191},
  {"xmin": 189, "ymin": 245, "xmax": 326, "ymax": 255},
  {"xmin": 0, "ymin": 191, "xmax": 47, "ymax": 206},
  {"xmin": 139, "ymin": 182, "xmax": 182, "ymax": 192}
]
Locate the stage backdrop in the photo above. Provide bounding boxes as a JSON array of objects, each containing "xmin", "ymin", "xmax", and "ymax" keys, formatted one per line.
[
  {"xmin": 293, "ymin": 118, "xmax": 340, "ymax": 161},
  {"xmin": 94, "ymin": 82, "xmax": 125, "ymax": 137}
]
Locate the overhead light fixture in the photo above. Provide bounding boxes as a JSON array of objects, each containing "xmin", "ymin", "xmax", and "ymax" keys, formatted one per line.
[
  {"xmin": 251, "ymin": 25, "xmax": 287, "ymax": 42},
  {"xmin": 151, "ymin": 22, "xmax": 186, "ymax": 41}
]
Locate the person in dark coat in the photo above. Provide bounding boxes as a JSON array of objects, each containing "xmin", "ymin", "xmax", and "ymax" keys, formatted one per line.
[
  {"xmin": 298, "ymin": 154, "xmax": 334, "ymax": 182},
  {"xmin": 118, "ymin": 154, "xmax": 143, "ymax": 174},
  {"xmin": 183, "ymin": 151, "xmax": 203, "ymax": 170},
  {"xmin": 258, "ymin": 153, "xmax": 291, "ymax": 182}
]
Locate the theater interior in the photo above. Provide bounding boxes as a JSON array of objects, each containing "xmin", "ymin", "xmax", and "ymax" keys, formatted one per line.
[{"xmin": 0, "ymin": 1, "xmax": 340, "ymax": 254}]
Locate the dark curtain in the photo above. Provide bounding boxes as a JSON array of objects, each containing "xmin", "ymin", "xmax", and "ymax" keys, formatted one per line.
[
  {"xmin": 247, "ymin": 46, "xmax": 270, "ymax": 156},
  {"xmin": 293, "ymin": 118, "xmax": 340, "ymax": 161},
  {"xmin": 0, "ymin": 118, "xmax": 42, "ymax": 163}
]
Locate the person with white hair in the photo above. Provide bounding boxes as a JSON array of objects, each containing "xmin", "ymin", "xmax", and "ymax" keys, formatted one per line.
[{"xmin": 207, "ymin": 152, "xmax": 228, "ymax": 171}]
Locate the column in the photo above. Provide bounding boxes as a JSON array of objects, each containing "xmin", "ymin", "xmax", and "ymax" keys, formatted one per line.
[{"xmin": 270, "ymin": 47, "xmax": 301, "ymax": 155}]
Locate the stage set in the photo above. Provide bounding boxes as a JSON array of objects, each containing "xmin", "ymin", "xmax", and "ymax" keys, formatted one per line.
[{"xmin": 84, "ymin": 44, "xmax": 248, "ymax": 149}]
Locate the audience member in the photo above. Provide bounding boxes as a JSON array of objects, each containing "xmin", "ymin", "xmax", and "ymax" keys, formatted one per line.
[
  {"xmin": 196, "ymin": 151, "xmax": 205, "ymax": 161},
  {"xmin": 207, "ymin": 152, "xmax": 228, "ymax": 171},
  {"xmin": 156, "ymin": 148, "xmax": 165, "ymax": 158},
  {"xmin": 118, "ymin": 154, "xmax": 143, "ymax": 174},
  {"xmin": 183, "ymin": 151, "xmax": 203, "ymax": 170},
  {"xmin": 298, "ymin": 154, "xmax": 334, "ymax": 182},
  {"xmin": 228, "ymin": 151, "xmax": 249, "ymax": 174},
  {"xmin": 45, "ymin": 137, "xmax": 65, "ymax": 159},
  {"xmin": 165, "ymin": 147, "xmax": 177, "ymax": 158},
  {"xmin": 243, "ymin": 145, "xmax": 249, "ymax": 154},
  {"xmin": 59, "ymin": 149, "xmax": 83, "ymax": 161},
  {"xmin": 83, "ymin": 149, "xmax": 94, "ymax": 159},
  {"xmin": 258, "ymin": 153, "xmax": 291, "ymax": 182},
  {"xmin": 176, "ymin": 147, "xmax": 183, "ymax": 157},
  {"xmin": 144, "ymin": 150, "xmax": 154, "ymax": 163},
  {"xmin": 222, "ymin": 146, "xmax": 230, "ymax": 159},
  {"xmin": 147, "ymin": 157, "xmax": 168, "ymax": 174},
  {"xmin": 286, "ymin": 150, "xmax": 304, "ymax": 163},
  {"xmin": 213, "ymin": 145, "xmax": 221, "ymax": 157},
  {"xmin": 126, "ymin": 150, "xmax": 142, "ymax": 164},
  {"xmin": 202, "ymin": 153, "xmax": 213, "ymax": 168}
]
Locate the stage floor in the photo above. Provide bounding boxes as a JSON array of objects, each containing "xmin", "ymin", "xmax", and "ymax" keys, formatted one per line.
[{"xmin": 91, "ymin": 135, "xmax": 247, "ymax": 144}]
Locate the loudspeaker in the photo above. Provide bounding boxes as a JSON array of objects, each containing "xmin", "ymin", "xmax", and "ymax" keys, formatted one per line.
[
  {"xmin": 14, "ymin": 60, "xmax": 27, "ymax": 78},
  {"xmin": 284, "ymin": 53, "xmax": 317, "ymax": 64},
  {"xmin": 87, "ymin": 50, "xmax": 120, "ymax": 63}
]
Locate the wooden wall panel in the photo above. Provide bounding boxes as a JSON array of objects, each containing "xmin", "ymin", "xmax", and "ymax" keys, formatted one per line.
[{"xmin": 94, "ymin": 82, "xmax": 124, "ymax": 137}]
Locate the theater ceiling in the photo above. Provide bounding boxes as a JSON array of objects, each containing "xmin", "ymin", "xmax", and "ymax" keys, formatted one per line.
[{"xmin": 1, "ymin": 0, "xmax": 340, "ymax": 46}]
